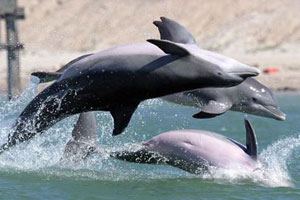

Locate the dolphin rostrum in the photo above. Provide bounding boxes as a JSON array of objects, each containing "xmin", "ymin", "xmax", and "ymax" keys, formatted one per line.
[
  {"xmin": 1, "ymin": 19, "xmax": 260, "ymax": 154},
  {"xmin": 63, "ymin": 113, "xmax": 262, "ymax": 174},
  {"xmin": 154, "ymin": 17, "xmax": 285, "ymax": 120}
]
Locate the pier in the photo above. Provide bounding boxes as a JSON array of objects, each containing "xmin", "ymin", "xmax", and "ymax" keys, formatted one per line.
[{"xmin": 0, "ymin": 0, "xmax": 24, "ymax": 99}]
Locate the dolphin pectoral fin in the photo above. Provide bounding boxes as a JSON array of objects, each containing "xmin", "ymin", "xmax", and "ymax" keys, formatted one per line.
[
  {"xmin": 31, "ymin": 72, "xmax": 62, "ymax": 83},
  {"xmin": 147, "ymin": 39, "xmax": 190, "ymax": 56},
  {"xmin": 192, "ymin": 100, "xmax": 232, "ymax": 119},
  {"xmin": 154, "ymin": 17, "xmax": 197, "ymax": 44},
  {"xmin": 110, "ymin": 103, "xmax": 139, "ymax": 136},
  {"xmin": 111, "ymin": 149, "xmax": 167, "ymax": 164},
  {"xmin": 244, "ymin": 118, "xmax": 258, "ymax": 159},
  {"xmin": 192, "ymin": 112, "xmax": 223, "ymax": 119}
]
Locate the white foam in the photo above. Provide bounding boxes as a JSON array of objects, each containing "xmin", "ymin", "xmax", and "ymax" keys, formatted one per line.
[
  {"xmin": 200, "ymin": 135, "xmax": 300, "ymax": 187},
  {"xmin": 0, "ymin": 76, "xmax": 40, "ymax": 121}
]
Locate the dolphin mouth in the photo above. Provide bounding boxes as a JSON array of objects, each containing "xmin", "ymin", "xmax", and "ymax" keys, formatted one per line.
[
  {"xmin": 264, "ymin": 105, "xmax": 286, "ymax": 121},
  {"xmin": 229, "ymin": 70, "xmax": 260, "ymax": 78},
  {"xmin": 227, "ymin": 64, "xmax": 261, "ymax": 79}
]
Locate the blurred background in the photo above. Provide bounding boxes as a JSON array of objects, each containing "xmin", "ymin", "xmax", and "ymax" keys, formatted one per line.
[{"xmin": 1, "ymin": 0, "xmax": 300, "ymax": 93}]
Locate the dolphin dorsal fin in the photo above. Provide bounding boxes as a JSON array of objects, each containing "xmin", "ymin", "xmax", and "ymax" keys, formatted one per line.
[
  {"xmin": 72, "ymin": 112, "xmax": 98, "ymax": 142},
  {"xmin": 57, "ymin": 53, "xmax": 93, "ymax": 72},
  {"xmin": 153, "ymin": 17, "xmax": 197, "ymax": 44},
  {"xmin": 244, "ymin": 118, "xmax": 258, "ymax": 159},
  {"xmin": 147, "ymin": 39, "xmax": 190, "ymax": 56}
]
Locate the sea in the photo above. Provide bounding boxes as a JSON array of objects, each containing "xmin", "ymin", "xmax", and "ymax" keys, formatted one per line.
[{"xmin": 0, "ymin": 77, "xmax": 299, "ymax": 200}]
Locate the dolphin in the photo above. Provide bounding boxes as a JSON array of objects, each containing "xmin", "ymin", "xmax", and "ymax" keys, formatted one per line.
[
  {"xmin": 61, "ymin": 112, "xmax": 99, "ymax": 162},
  {"xmin": 112, "ymin": 118, "xmax": 262, "ymax": 173},
  {"xmin": 63, "ymin": 112, "xmax": 262, "ymax": 174},
  {"xmin": 164, "ymin": 78, "xmax": 286, "ymax": 120},
  {"xmin": 1, "ymin": 19, "xmax": 260, "ymax": 154},
  {"xmin": 154, "ymin": 17, "xmax": 285, "ymax": 120},
  {"xmin": 33, "ymin": 17, "xmax": 285, "ymax": 121}
]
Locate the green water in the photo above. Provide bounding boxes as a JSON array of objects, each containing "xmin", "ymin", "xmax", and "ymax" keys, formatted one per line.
[{"xmin": 0, "ymin": 80, "xmax": 299, "ymax": 199}]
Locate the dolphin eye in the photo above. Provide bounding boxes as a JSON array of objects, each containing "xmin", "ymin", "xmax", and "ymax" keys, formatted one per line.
[
  {"xmin": 252, "ymin": 97, "xmax": 257, "ymax": 102},
  {"xmin": 217, "ymin": 71, "xmax": 223, "ymax": 76}
]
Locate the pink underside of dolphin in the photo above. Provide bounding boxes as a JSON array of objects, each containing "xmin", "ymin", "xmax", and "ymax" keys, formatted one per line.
[{"xmin": 62, "ymin": 112, "xmax": 260, "ymax": 174}]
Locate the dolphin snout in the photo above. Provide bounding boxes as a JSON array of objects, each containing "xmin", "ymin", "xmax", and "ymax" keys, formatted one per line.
[
  {"xmin": 265, "ymin": 105, "xmax": 286, "ymax": 121},
  {"xmin": 228, "ymin": 65, "xmax": 260, "ymax": 79}
]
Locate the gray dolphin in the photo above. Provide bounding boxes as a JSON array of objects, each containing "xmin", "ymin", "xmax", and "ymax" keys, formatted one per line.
[
  {"xmin": 63, "ymin": 113, "xmax": 261, "ymax": 174},
  {"xmin": 1, "ymin": 19, "xmax": 260, "ymax": 154},
  {"xmin": 154, "ymin": 17, "xmax": 285, "ymax": 120},
  {"xmin": 164, "ymin": 78, "xmax": 286, "ymax": 120},
  {"xmin": 112, "ymin": 118, "xmax": 261, "ymax": 173},
  {"xmin": 61, "ymin": 112, "xmax": 99, "ymax": 162}
]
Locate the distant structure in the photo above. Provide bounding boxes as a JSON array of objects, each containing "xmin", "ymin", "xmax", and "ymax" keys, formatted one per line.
[{"xmin": 0, "ymin": 0, "xmax": 24, "ymax": 99}]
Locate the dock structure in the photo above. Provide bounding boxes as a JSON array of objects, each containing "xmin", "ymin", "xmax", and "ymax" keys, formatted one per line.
[{"xmin": 0, "ymin": 0, "xmax": 24, "ymax": 99}]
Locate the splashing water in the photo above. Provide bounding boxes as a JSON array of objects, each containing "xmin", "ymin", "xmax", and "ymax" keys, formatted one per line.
[
  {"xmin": 0, "ymin": 78, "xmax": 298, "ymax": 188},
  {"xmin": 258, "ymin": 135, "xmax": 300, "ymax": 187},
  {"xmin": 202, "ymin": 134, "xmax": 300, "ymax": 187},
  {"xmin": 0, "ymin": 76, "xmax": 40, "ymax": 123}
]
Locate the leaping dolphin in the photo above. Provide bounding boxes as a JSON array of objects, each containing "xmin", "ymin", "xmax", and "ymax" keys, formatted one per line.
[
  {"xmin": 62, "ymin": 113, "xmax": 262, "ymax": 174},
  {"xmin": 164, "ymin": 78, "xmax": 286, "ymax": 120},
  {"xmin": 153, "ymin": 17, "xmax": 285, "ymax": 120},
  {"xmin": 1, "ymin": 18, "xmax": 260, "ymax": 154},
  {"xmin": 33, "ymin": 17, "xmax": 285, "ymax": 121}
]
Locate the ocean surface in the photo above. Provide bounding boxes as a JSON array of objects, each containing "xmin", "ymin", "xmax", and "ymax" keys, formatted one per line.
[{"xmin": 0, "ymin": 77, "xmax": 299, "ymax": 200}]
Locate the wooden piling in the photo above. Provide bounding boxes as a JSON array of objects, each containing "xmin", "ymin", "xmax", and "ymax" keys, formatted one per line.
[
  {"xmin": 6, "ymin": 15, "xmax": 21, "ymax": 99},
  {"xmin": 0, "ymin": 0, "xmax": 24, "ymax": 100}
]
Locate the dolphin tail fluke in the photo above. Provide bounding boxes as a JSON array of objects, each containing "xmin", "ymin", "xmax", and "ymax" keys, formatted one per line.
[
  {"xmin": 31, "ymin": 71, "xmax": 61, "ymax": 83},
  {"xmin": 31, "ymin": 53, "xmax": 94, "ymax": 84}
]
